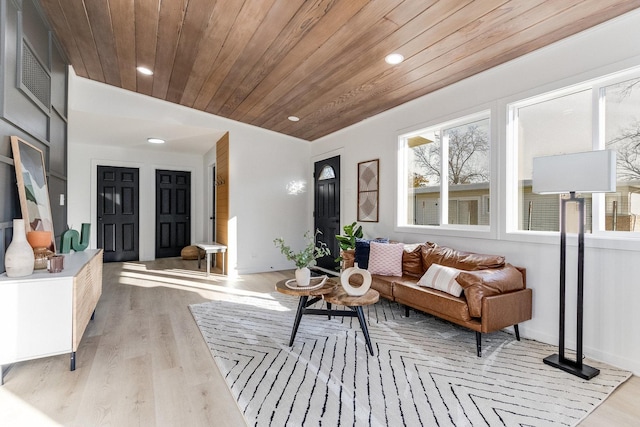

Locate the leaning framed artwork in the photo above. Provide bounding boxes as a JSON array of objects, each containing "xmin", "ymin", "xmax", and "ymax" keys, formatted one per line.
[
  {"xmin": 10, "ymin": 135, "xmax": 56, "ymax": 251},
  {"xmin": 357, "ymin": 159, "xmax": 379, "ymax": 222}
]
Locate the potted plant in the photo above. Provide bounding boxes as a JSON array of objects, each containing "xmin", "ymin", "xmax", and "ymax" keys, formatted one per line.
[
  {"xmin": 334, "ymin": 221, "xmax": 363, "ymax": 267},
  {"xmin": 273, "ymin": 229, "xmax": 330, "ymax": 286}
]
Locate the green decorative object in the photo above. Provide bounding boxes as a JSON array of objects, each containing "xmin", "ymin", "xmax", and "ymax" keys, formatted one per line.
[
  {"xmin": 60, "ymin": 223, "xmax": 91, "ymax": 253},
  {"xmin": 334, "ymin": 221, "xmax": 363, "ymax": 263},
  {"xmin": 273, "ymin": 229, "xmax": 330, "ymax": 269}
]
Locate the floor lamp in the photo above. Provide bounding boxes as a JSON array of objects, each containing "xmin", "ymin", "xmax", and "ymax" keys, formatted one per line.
[{"xmin": 532, "ymin": 150, "xmax": 616, "ymax": 380}]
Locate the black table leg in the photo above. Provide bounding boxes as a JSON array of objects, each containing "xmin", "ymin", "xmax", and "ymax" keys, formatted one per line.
[
  {"xmin": 355, "ymin": 306, "xmax": 374, "ymax": 355},
  {"xmin": 327, "ymin": 302, "xmax": 332, "ymax": 320},
  {"xmin": 289, "ymin": 296, "xmax": 308, "ymax": 346},
  {"xmin": 70, "ymin": 351, "xmax": 76, "ymax": 371}
]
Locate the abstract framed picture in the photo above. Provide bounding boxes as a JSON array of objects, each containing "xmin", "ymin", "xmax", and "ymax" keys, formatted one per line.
[
  {"xmin": 10, "ymin": 135, "xmax": 56, "ymax": 251},
  {"xmin": 357, "ymin": 159, "xmax": 379, "ymax": 222}
]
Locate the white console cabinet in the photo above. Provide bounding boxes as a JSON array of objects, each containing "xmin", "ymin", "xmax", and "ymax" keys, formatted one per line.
[{"xmin": 0, "ymin": 249, "xmax": 103, "ymax": 384}]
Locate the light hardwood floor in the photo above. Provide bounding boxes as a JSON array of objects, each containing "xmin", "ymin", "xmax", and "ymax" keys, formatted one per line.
[{"xmin": 0, "ymin": 258, "xmax": 638, "ymax": 426}]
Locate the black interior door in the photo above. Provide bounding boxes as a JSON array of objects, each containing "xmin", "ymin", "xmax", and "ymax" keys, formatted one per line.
[
  {"xmin": 97, "ymin": 166, "xmax": 139, "ymax": 262},
  {"xmin": 156, "ymin": 170, "xmax": 191, "ymax": 258},
  {"xmin": 314, "ymin": 156, "xmax": 340, "ymax": 270}
]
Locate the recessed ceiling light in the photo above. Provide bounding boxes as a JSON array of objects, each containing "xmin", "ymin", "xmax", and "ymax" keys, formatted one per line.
[
  {"xmin": 137, "ymin": 66, "xmax": 153, "ymax": 75},
  {"xmin": 147, "ymin": 137, "xmax": 165, "ymax": 144},
  {"xmin": 288, "ymin": 116, "xmax": 300, "ymax": 122},
  {"xmin": 385, "ymin": 53, "xmax": 404, "ymax": 65}
]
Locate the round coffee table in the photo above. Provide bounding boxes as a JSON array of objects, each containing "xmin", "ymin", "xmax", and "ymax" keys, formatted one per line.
[
  {"xmin": 275, "ymin": 278, "xmax": 379, "ymax": 355},
  {"xmin": 323, "ymin": 286, "xmax": 379, "ymax": 355}
]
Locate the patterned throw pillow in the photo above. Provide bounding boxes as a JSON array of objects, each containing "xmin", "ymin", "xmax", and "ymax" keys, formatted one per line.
[
  {"xmin": 367, "ymin": 241, "xmax": 404, "ymax": 276},
  {"xmin": 417, "ymin": 263, "xmax": 464, "ymax": 297},
  {"xmin": 354, "ymin": 237, "xmax": 389, "ymax": 269}
]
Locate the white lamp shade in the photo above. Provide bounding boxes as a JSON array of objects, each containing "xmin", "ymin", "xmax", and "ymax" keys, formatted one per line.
[{"xmin": 532, "ymin": 150, "xmax": 616, "ymax": 194}]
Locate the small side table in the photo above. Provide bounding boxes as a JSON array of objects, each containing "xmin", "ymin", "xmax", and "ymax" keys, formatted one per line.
[
  {"xmin": 275, "ymin": 279, "xmax": 379, "ymax": 355},
  {"xmin": 195, "ymin": 242, "xmax": 227, "ymax": 276}
]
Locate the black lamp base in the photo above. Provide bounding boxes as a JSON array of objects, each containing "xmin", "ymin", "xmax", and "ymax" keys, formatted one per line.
[{"xmin": 543, "ymin": 354, "xmax": 600, "ymax": 380}]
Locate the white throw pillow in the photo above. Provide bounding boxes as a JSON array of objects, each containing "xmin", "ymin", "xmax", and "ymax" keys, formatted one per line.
[
  {"xmin": 417, "ymin": 263, "xmax": 464, "ymax": 297},
  {"xmin": 367, "ymin": 241, "xmax": 404, "ymax": 276}
]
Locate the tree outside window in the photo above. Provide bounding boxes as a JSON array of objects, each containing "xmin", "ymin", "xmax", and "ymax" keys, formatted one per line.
[
  {"xmin": 604, "ymin": 77, "xmax": 640, "ymax": 232},
  {"xmin": 402, "ymin": 115, "xmax": 490, "ymax": 227}
]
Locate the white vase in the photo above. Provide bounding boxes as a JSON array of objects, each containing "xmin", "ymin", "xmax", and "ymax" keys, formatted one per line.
[
  {"xmin": 340, "ymin": 263, "xmax": 372, "ymax": 296},
  {"xmin": 4, "ymin": 219, "xmax": 35, "ymax": 277},
  {"xmin": 295, "ymin": 267, "xmax": 311, "ymax": 287}
]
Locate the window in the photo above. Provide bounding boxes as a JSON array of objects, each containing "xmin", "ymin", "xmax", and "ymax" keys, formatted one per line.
[
  {"xmin": 512, "ymin": 89, "xmax": 593, "ymax": 232},
  {"xmin": 603, "ymin": 77, "xmax": 640, "ymax": 232},
  {"xmin": 509, "ymin": 68, "xmax": 640, "ymax": 235},
  {"xmin": 400, "ymin": 112, "xmax": 490, "ymax": 228},
  {"xmin": 318, "ymin": 165, "xmax": 335, "ymax": 180}
]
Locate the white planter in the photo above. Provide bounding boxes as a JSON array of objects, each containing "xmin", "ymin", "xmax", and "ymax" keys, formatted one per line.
[
  {"xmin": 5, "ymin": 219, "xmax": 35, "ymax": 277},
  {"xmin": 295, "ymin": 267, "xmax": 311, "ymax": 287}
]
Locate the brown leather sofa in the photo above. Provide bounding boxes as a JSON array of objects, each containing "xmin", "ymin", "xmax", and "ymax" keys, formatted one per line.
[{"xmin": 343, "ymin": 242, "xmax": 532, "ymax": 356}]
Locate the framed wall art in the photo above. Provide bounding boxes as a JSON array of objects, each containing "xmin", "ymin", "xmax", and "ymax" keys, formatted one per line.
[
  {"xmin": 357, "ymin": 159, "xmax": 379, "ymax": 222},
  {"xmin": 10, "ymin": 135, "xmax": 56, "ymax": 251}
]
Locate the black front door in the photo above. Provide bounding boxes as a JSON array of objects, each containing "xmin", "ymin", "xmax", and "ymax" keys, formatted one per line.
[
  {"xmin": 314, "ymin": 156, "xmax": 340, "ymax": 270},
  {"xmin": 156, "ymin": 170, "xmax": 191, "ymax": 258},
  {"xmin": 97, "ymin": 166, "xmax": 140, "ymax": 262}
]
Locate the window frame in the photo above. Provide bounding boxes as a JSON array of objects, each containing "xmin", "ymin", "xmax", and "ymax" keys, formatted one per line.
[
  {"xmin": 396, "ymin": 110, "xmax": 493, "ymax": 237},
  {"xmin": 506, "ymin": 66, "xmax": 640, "ymax": 245}
]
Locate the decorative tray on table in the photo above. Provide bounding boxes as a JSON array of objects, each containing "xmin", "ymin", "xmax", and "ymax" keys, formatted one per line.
[{"xmin": 284, "ymin": 275, "xmax": 329, "ymax": 290}]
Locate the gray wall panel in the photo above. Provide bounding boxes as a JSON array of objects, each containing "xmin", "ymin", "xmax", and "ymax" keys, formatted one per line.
[{"xmin": 0, "ymin": 0, "xmax": 68, "ymax": 273}]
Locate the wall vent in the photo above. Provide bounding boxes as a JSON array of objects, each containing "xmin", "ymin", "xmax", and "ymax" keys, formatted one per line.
[{"xmin": 21, "ymin": 40, "xmax": 51, "ymax": 111}]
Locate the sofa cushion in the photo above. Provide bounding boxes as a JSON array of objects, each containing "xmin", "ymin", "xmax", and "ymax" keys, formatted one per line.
[
  {"xmin": 354, "ymin": 237, "xmax": 389, "ymax": 269},
  {"xmin": 456, "ymin": 263, "xmax": 525, "ymax": 317},
  {"xmin": 422, "ymin": 245, "xmax": 505, "ymax": 272},
  {"xmin": 393, "ymin": 280, "xmax": 473, "ymax": 322},
  {"xmin": 368, "ymin": 241, "xmax": 403, "ymax": 276},
  {"xmin": 402, "ymin": 244, "xmax": 424, "ymax": 277},
  {"xmin": 417, "ymin": 263, "xmax": 464, "ymax": 297}
]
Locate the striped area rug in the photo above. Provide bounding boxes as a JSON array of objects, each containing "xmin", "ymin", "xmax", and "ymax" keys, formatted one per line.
[{"xmin": 189, "ymin": 293, "xmax": 630, "ymax": 427}]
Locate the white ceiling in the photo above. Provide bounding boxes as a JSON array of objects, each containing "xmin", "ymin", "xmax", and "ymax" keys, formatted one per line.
[
  {"xmin": 70, "ymin": 110, "xmax": 226, "ymax": 155},
  {"xmin": 69, "ymin": 74, "xmax": 228, "ymax": 155}
]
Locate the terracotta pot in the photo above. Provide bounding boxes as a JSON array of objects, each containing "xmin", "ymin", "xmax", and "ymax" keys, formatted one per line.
[{"xmin": 27, "ymin": 230, "xmax": 52, "ymax": 249}]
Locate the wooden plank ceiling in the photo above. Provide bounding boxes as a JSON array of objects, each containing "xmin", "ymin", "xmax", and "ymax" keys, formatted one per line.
[{"xmin": 39, "ymin": 0, "xmax": 640, "ymax": 141}]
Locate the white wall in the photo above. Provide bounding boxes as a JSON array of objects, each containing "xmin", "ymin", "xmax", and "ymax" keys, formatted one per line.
[
  {"xmin": 67, "ymin": 142, "xmax": 202, "ymax": 261},
  {"xmin": 311, "ymin": 10, "xmax": 640, "ymax": 374},
  {"xmin": 68, "ymin": 74, "xmax": 310, "ymax": 273}
]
